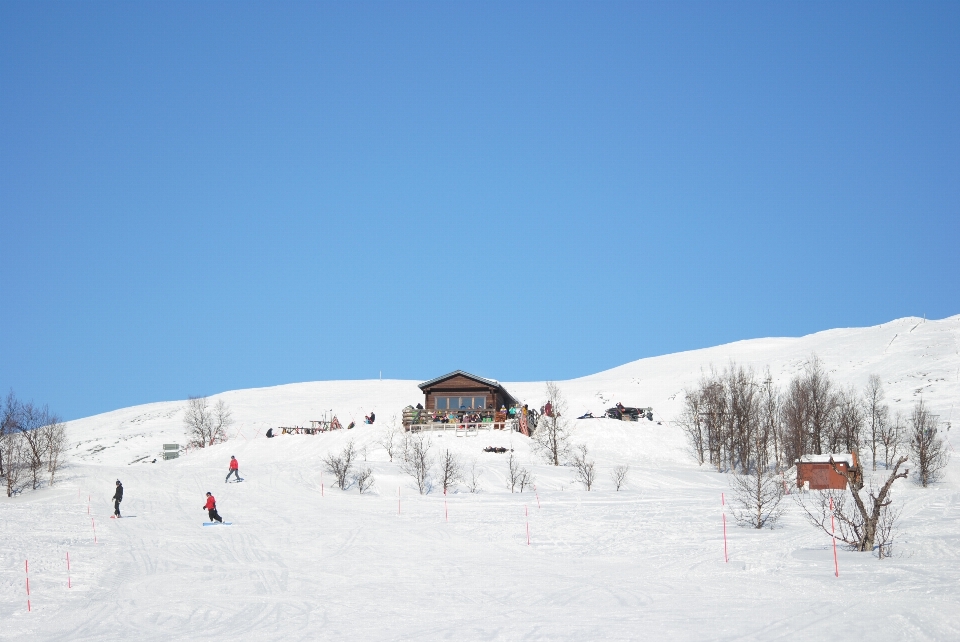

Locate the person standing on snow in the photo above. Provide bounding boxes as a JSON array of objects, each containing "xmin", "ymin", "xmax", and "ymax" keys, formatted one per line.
[
  {"xmin": 112, "ymin": 480, "xmax": 123, "ymax": 518},
  {"xmin": 225, "ymin": 455, "xmax": 240, "ymax": 482},
  {"xmin": 204, "ymin": 492, "xmax": 223, "ymax": 523}
]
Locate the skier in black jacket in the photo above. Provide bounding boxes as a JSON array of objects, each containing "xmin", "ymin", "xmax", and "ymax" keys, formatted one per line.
[{"xmin": 112, "ymin": 480, "xmax": 123, "ymax": 518}]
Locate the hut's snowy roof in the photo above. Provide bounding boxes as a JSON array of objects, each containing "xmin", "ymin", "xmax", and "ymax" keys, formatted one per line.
[{"xmin": 797, "ymin": 454, "xmax": 855, "ymax": 466}]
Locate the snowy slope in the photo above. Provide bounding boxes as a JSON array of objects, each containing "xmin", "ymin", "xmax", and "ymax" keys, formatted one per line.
[{"xmin": 1, "ymin": 315, "xmax": 959, "ymax": 641}]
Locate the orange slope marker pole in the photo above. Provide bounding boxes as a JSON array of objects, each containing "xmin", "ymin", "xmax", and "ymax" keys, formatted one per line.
[{"xmin": 830, "ymin": 496, "xmax": 839, "ymax": 578}]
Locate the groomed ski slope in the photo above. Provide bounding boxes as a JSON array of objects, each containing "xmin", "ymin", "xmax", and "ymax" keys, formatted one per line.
[{"xmin": 2, "ymin": 315, "xmax": 959, "ymax": 641}]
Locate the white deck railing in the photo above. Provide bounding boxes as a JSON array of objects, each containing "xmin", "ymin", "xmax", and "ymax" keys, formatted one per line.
[{"xmin": 407, "ymin": 419, "xmax": 519, "ymax": 435}]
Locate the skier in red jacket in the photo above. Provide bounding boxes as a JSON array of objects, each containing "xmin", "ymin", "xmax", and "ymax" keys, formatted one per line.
[
  {"xmin": 225, "ymin": 455, "xmax": 240, "ymax": 483},
  {"xmin": 204, "ymin": 492, "xmax": 223, "ymax": 523}
]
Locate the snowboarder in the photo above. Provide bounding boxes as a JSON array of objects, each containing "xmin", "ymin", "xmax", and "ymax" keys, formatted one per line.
[
  {"xmin": 204, "ymin": 492, "xmax": 223, "ymax": 523},
  {"xmin": 111, "ymin": 480, "xmax": 123, "ymax": 518},
  {"xmin": 364, "ymin": 412, "xmax": 376, "ymax": 424},
  {"xmin": 225, "ymin": 456, "xmax": 240, "ymax": 483},
  {"xmin": 266, "ymin": 427, "xmax": 274, "ymax": 438}
]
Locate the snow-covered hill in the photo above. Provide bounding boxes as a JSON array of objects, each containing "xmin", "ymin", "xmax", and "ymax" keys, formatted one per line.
[
  {"xmin": 63, "ymin": 314, "xmax": 959, "ymax": 468},
  {"xmin": 2, "ymin": 315, "xmax": 958, "ymax": 640}
]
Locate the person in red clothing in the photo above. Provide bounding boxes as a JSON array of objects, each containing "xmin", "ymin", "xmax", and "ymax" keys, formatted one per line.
[
  {"xmin": 204, "ymin": 492, "xmax": 223, "ymax": 523},
  {"xmin": 225, "ymin": 455, "xmax": 240, "ymax": 483}
]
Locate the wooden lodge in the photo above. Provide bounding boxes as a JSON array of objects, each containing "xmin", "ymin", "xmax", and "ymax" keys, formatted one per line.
[
  {"xmin": 796, "ymin": 452, "xmax": 861, "ymax": 490},
  {"xmin": 402, "ymin": 371, "xmax": 532, "ymax": 435},
  {"xmin": 419, "ymin": 370, "xmax": 518, "ymax": 411}
]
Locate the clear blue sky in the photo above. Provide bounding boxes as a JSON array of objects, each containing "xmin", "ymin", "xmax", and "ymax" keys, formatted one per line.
[{"xmin": 2, "ymin": 2, "xmax": 958, "ymax": 421}]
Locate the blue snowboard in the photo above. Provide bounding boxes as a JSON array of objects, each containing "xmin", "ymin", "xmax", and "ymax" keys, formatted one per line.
[{"xmin": 203, "ymin": 522, "xmax": 233, "ymax": 526}]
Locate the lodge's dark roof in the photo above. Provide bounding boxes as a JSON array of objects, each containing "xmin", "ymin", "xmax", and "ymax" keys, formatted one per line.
[{"xmin": 418, "ymin": 370, "xmax": 501, "ymax": 390}]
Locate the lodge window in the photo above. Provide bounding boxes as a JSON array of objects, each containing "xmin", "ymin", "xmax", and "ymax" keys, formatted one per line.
[{"xmin": 435, "ymin": 396, "xmax": 486, "ymax": 410}]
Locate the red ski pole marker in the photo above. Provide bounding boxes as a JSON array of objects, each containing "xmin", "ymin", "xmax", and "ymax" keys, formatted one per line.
[{"xmin": 830, "ymin": 496, "xmax": 839, "ymax": 578}]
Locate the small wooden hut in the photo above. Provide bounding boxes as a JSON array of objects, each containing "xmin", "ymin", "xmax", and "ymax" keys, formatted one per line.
[{"xmin": 796, "ymin": 452, "xmax": 860, "ymax": 490}]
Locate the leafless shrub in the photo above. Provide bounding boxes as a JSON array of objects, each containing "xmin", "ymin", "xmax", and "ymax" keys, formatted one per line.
[
  {"xmin": 323, "ymin": 441, "xmax": 357, "ymax": 490},
  {"xmin": 354, "ymin": 466, "xmax": 375, "ymax": 494},
  {"xmin": 184, "ymin": 396, "xmax": 232, "ymax": 448},
  {"xmin": 438, "ymin": 449, "xmax": 463, "ymax": 494},
  {"xmin": 466, "ymin": 459, "xmax": 481, "ymax": 493},
  {"xmin": 507, "ymin": 452, "xmax": 521, "ymax": 493},
  {"xmin": 518, "ymin": 467, "xmax": 535, "ymax": 493},
  {"xmin": 908, "ymin": 400, "xmax": 949, "ymax": 487},
  {"xmin": 571, "ymin": 444, "xmax": 596, "ymax": 491},
  {"xmin": 379, "ymin": 422, "xmax": 402, "ymax": 462},
  {"xmin": 532, "ymin": 382, "xmax": 572, "ymax": 466},
  {"xmin": 401, "ymin": 433, "xmax": 433, "ymax": 494},
  {"xmin": 611, "ymin": 465, "xmax": 629, "ymax": 491},
  {"xmin": 730, "ymin": 469, "xmax": 784, "ymax": 529},
  {"xmin": 796, "ymin": 456, "xmax": 907, "ymax": 556}
]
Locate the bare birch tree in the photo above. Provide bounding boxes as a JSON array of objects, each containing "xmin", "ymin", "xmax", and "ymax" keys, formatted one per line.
[
  {"xmin": 730, "ymin": 469, "xmax": 785, "ymax": 528},
  {"xmin": 676, "ymin": 388, "xmax": 706, "ymax": 465},
  {"xmin": 17, "ymin": 401, "xmax": 50, "ymax": 490},
  {"xmin": 518, "ymin": 467, "xmax": 535, "ymax": 492},
  {"xmin": 864, "ymin": 375, "xmax": 888, "ymax": 471},
  {"xmin": 828, "ymin": 387, "xmax": 864, "ymax": 455},
  {"xmin": 611, "ymin": 464, "xmax": 629, "ymax": 491},
  {"xmin": 401, "ymin": 433, "xmax": 433, "ymax": 494},
  {"xmin": 572, "ymin": 444, "xmax": 596, "ymax": 491},
  {"xmin": 0, "ymin": 391, "xmax": 16, "ymax": 479},
  {"xmin": 211, "ymin": 399, "xmax": 233, "ymax": 445},
  {"xmin": 354, "ymin": 466, "xmax": 375, "ymax": 494},
  {"xmin": 533, "ymin": 382, "xmax": 572, "ymax": 466},
  {"xmin": 438, "ymin": 449, "xmax": 463, "ymax": 494},
  {"xmin": 466, "ymin": 459, "xmax": 481, "ymax": 493},
  {"xmin": 41, "ymin": 417, "xmax": 67, "ymax": 485},
  {"xmin": 378, "ymin": 422, "xmax": 402, "ymax": 462},
  {"xmin": 0, "ymin": 392, "xmax": 67, "ymax": 494},
  {"xmin": 323, "ymin": 441, "xmax": 357, "ymax": 490},
  {"xmin": 507, "ymin": 452, "xmax": 522, "ymax": 493},
  {"xmin": 879, "ymin": 410, "xmax": 905, "ymax": 469},
  {"xmin": 2, "ymin": 432, "xmax": 27, "ymax": 497},
  {"xmin": 908, "ymin": 400, "xmax": 949, "ymax": 487},
  {"xmin": 184, "ymin": 396, "xmax": 213, "ymax": 448}
]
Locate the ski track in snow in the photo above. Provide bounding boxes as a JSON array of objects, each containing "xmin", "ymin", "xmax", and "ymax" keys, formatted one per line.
[{"xmin": 2, "ymin": 315, "xmax": 960, "ymax": 640}]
